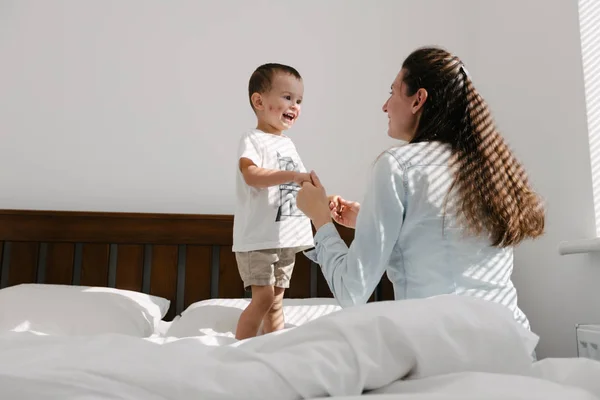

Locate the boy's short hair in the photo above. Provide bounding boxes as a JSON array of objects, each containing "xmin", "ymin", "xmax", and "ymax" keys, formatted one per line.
[{"xmin": 248, "ymin": 63, "xmax": 302, "ymax": 110}]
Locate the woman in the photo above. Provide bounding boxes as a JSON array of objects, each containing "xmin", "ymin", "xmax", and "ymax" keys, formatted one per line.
[{"xmin": 296, "ymin": 46, "xmax": 544, "ymax": 330}]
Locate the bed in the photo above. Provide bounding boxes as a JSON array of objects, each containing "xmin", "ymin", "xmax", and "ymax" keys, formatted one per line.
[
  {"xmin": 0, "ymin": 209, "xmax": 599, "ymax": 400},
  {"xmin": 0, "ymin": 209, "xmax": 393, "ymax": 316}
]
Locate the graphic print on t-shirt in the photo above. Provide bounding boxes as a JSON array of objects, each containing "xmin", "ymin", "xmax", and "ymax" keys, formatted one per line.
[{"xmin": 275, "ymin": 152, "xmax": 304, "ymax": 222}]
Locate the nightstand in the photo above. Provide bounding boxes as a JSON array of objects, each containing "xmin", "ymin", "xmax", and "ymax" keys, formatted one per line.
[{"xmin": 576, "ymin": 324, "xmax": 600, "ymax": 360}]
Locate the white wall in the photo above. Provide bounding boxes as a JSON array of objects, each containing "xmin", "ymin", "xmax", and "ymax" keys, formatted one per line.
[
  {"xmin": 1, "ymin": 0, "xmax": 597, "ymax": 358},
  {"xmin": 464, "ymin": 0, "xmax": 599, "ymax": 358},
  {"xmin": 0, "ymin": 0, "xmax": 469, "ymax": 213}
]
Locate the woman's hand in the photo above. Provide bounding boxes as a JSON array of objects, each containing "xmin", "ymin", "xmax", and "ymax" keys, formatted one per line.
[
  {"xmin": 297, "ymin": 171, "xmax": 332, "ymax": 231},
  {"xmin": 328, "ymin": 195, "xmax": 361, "ymax": 229}
]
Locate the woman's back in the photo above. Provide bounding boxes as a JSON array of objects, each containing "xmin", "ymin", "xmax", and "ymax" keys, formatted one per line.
[
  {"xmin": 386, "ymin": 141, "xmax": 530, "ymax": 329},
  {"xmin": 298, "ymin": 46, "xmax": 542, "ymax": 334}
]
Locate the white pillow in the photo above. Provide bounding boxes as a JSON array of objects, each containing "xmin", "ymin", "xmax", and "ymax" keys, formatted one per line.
[
  {"xmin": 236, "ymin": 295, "xmax": 539, "ymax": 380},
  {"xmin": 0, "ymin": 284, "xmax": 170, "ymax": 337},
  {"xmin": 165, "ymin": 298, "xmax": 341, "ymax": 338}
]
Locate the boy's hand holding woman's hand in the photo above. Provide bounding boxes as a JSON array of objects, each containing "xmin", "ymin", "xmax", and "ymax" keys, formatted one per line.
[
  {"xmin": 297, "ymin": 171, "xmax": 361, "ymax": 231},
  {"xmin": 293, "ymin": 172, "xmax": 313, "ymax": 185}
]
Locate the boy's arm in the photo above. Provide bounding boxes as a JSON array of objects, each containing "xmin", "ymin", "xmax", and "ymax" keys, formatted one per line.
[{"xmin": 240, "ymin": 157, "xmax": 310, "ymax": 188}]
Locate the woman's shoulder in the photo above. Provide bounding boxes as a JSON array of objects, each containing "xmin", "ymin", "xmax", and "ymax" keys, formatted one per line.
[{"xmin": 381, "ymin": 141, "xmax": 453, "ymax": 170}]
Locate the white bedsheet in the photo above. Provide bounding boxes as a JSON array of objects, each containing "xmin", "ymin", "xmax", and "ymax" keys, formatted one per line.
[
  {"xmin": 0, "ymin": 297, "xmax": 598, "ymax": 400},
  {"xmin": 164, "ymin": 297, "xmax": 341, "ymax": 339},
  {"xmin": 331, "ymin": 357, "xmax": 600, "ymax": 400},
  {"xmin": 314, "ymin": 369, "xmax": 600, "ymax": 399}
]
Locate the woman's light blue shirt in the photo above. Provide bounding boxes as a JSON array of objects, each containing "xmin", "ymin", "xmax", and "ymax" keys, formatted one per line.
[{"xmin": 305, "ymin": 141, "xmax": 530, "ymax": 329}]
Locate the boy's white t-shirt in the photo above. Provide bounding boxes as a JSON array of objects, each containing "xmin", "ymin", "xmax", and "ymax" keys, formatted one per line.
[{"xmin": 233, "ymin": 129, "xmax": 315, "ymax": 253}]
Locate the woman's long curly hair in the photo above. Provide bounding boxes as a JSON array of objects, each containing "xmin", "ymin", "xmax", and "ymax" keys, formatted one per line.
[{"xmin": 402, "ymin": 47, "xmax": 544, "ymax": 247}]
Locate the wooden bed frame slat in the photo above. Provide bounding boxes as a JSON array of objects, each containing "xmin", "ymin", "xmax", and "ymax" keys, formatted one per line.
[
  {"xmin": 183, "ymin": 245, "xmax": 212, "ymax": 310},
  {"xmin": 0, "ymin": 242, "xmax": 8, "ymax": 288},
  {"xmin": 150, "ymin": 245, "xmax": 179, "ymax": 320},
  {"xmin": 218, "ymin": 247, "xmax": 245, "ymax": 299},
  {"xmin": 287, "ymin": 254, "xmax": 311, "ymax": 298},
  {"xmin": 0, "ymin": 209, "xmax": 394, "ymax": 320},
  {"xmin": 115, "ymin": 244, "xmax": 144, "ymax": 292},
  {"xmin": 8, "ymin": 242, "xmax": 39, "ymax": 287},
  {"xmin": 81, "ymin": 244, "xmax": 110, "ymax": 287},
  {"xmin": 45, "ymin": 243, "xmax": 75, "ymax": 285},
  {"xmin": 316, "ymin": 269, "xmax": 333, "ymax": 298},
  {"xmin": 0, "ymin": 242, "xmax": 3, "ymax": 286},
  {"xmin": 0, "ymin": 210, "xmax": 234, "ymax": 245}
]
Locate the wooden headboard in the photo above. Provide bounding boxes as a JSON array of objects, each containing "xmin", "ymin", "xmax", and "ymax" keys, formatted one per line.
[{"xmin": 0, "ymin": 209, "xmax": 394, "ymax": 320}]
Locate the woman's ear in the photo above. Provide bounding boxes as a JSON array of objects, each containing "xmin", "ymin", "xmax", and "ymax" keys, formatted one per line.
[
  {"xmin": 411, "ymin": 88, "xmax": 428, "ymax": 114},
  {"xmin": 251, "ymin": 92, "xmax": 264, "ymax": 111}
]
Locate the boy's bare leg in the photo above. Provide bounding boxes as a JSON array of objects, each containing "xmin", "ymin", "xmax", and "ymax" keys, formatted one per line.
[
  {"xmin": 262, "ymin": 287, "xmax": 285, "ymax": 334},
  {"xmin": 235, "ymin": 285, "xmax": 274, "ymax": 340}
]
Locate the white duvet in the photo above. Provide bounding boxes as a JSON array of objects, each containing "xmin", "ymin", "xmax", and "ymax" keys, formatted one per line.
[{"xmin": 0, "ymin": 296, "xmax": 598, "ymax": 400}]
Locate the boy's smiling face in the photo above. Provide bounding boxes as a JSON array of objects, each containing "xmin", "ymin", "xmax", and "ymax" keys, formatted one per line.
[{"xmin": 252, "ymin": 73, "xmax": 303, "ymax": 134}]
